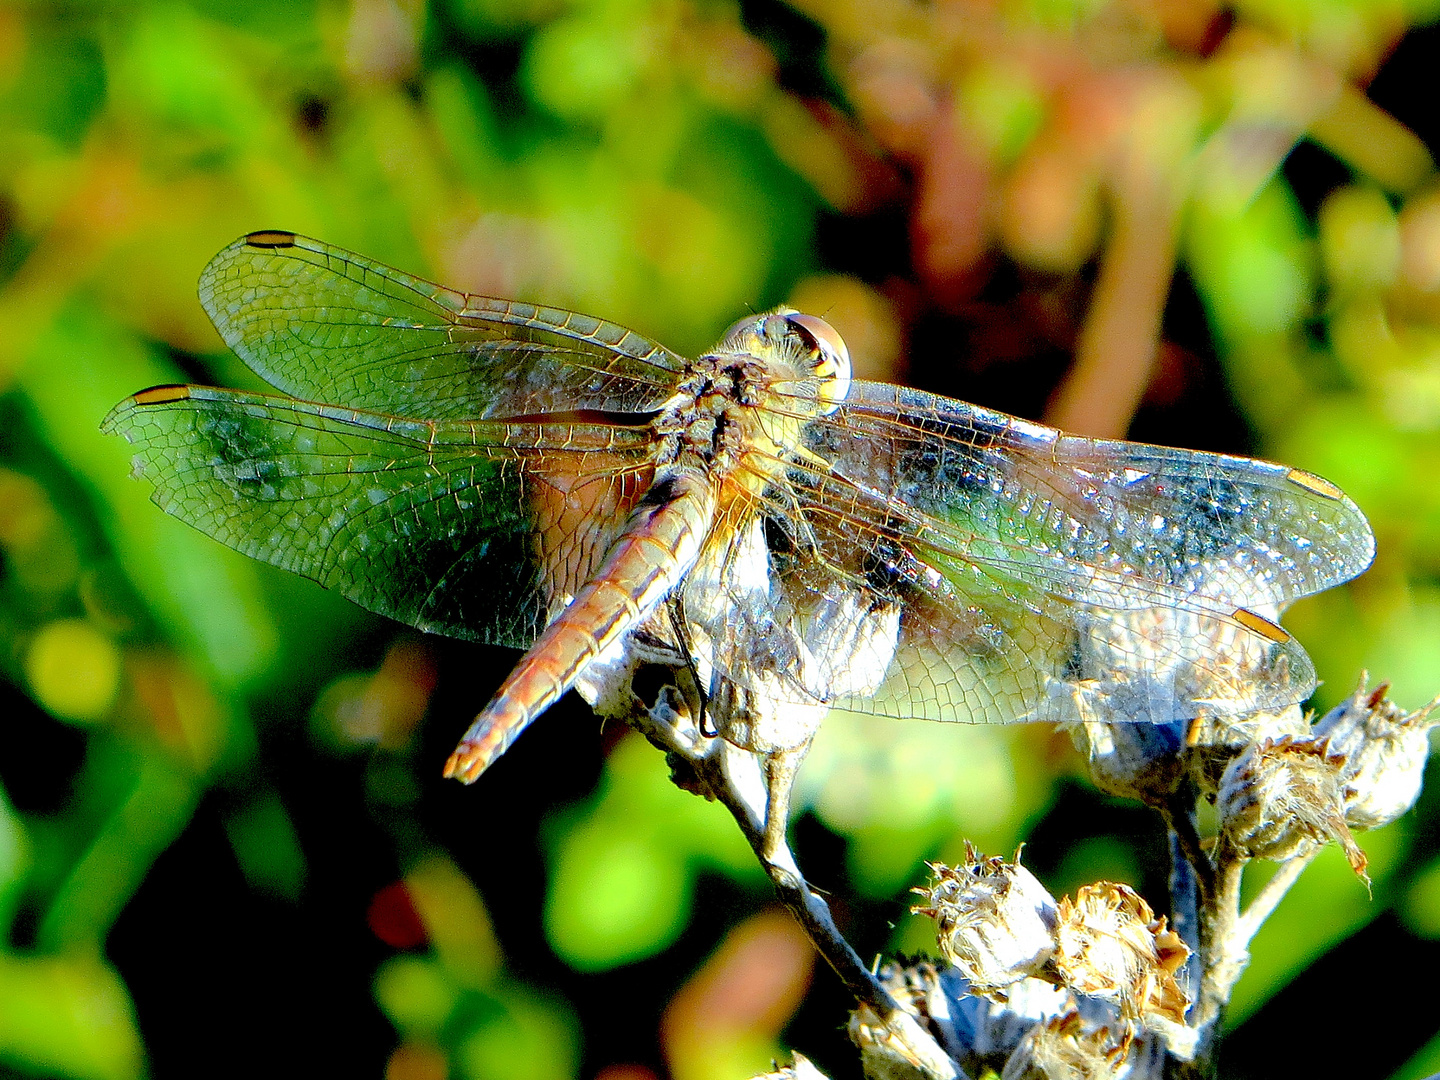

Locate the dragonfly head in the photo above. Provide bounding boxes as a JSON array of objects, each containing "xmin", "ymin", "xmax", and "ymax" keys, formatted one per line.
[{"xmin": 722, "ymin": 309, "xmax": 852, "ymax": 415}]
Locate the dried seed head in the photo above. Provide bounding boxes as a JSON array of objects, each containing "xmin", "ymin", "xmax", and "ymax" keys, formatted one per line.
[
  {"xmin": 1185, "ymin": 704, "xmax": 1310, "ymax": 795},
  {"xmin": 852, "ymin": 962, "xmax": 958, "ymax": 1080},
  {"xmin": 1311, "ymin": 674, "xmax": 1440, "ymax": 831},
  {"xmin": 872, "ymin": 959, "xmax": 959, "ymax": 1059},
  {"xmin": 1051, "ymin": 883, "xmax": 1191, "ymax": 1029},
  {"xmin": 1217, "ymin": 736, "xmax": 1368, "ymax": 880},
  {"xmin": 875, "ymin": 960, "xmax": 1071, "ymax": 1076},
  {"xmin": 998, "ymin": 1007, "xmax": 1166, "ymax": 1080},
  {"xmin": 955, "ymin": 977, "xmax": 1076, "ymax": 1075},
  {"xmin": 874, "ymin": 957, "xmax": 946, "ymax": 1015},
  {"xmin": 1000, "ymin": 1010, "xmax": 1120, "ymax": 1080},
  {"xmin": 847, "ymin": 999, "xmax": 963, "ymax": 1080},
  {"xmin": 913, "ymin": 845, "xmax": 1059, "ymax": 999}
]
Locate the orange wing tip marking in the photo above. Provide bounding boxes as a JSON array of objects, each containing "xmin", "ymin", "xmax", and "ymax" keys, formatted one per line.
[
  {"xmin": 1232, "ymin": 608, "xmax": 1290, "ymax": 643},
  {"xmin": 1286, "ymin": 468, "xmax": 1344, "ymax": 500},
  {"xmin": 132, "ymin": 385, "xmax": 193, "ymax": 405},
  {"xmin": 244, "ymin": 230, "xmax": 298, "ymax": 249}
]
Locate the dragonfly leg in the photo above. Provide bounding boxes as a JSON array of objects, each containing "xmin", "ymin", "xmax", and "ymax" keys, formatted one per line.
[{"xmin": 663, "ymin": 595, "xmax": 713, "ymax": 737}]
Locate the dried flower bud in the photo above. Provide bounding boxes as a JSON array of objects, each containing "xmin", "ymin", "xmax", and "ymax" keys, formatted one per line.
[
  {"xmin": 948, "ymin": 976, "xmax": 1073, "ymax": 1072},
  {"xmin": 875, "ymin": 960, "xmax": 1070, "ymax": 1076},
  {"xmin": 913, "ymin": 845, "xmax": 1059, "ymax": 999},
  {"xmin": 848, "ymin": 999, "xmax": 965, "ymax": 1080},
  {"xmin": 850, "ymin": 964, "xmax": 957, "ymax": 1080},
  {"xmin": 999, "ymin": 1008, "xmax": 1165, "ymax": 1080},
  {"xmin": 1066, "ymin": 718, "xmax": 1187, "ymax": 805},
  {"xmin": 1311, "ymin": 674, "xmax": 1440, "ymax": 830},
  {"xmin": 873, "ymin": 960, "xmax": 965, "ymax": 1062},
  {"xmin": 1000, "ymin": 1010, "xmax": 1118, "ymax": 1080},
  {"xmin": 1051, "ymin": 883, "xmax": 1190, "ymax": 1030},
  {"xmin": 1217, "ymin": 736, "xmax": 1368, "ymax": 880},
  {"xmin": 1185, "ymin": 704, "xmax": 1310, "ymax": 796}
]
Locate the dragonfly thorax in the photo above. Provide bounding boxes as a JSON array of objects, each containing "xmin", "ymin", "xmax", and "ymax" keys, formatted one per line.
[{"xmin": 653, "ymin": 311, "xmax": 849, "ymax": 476}]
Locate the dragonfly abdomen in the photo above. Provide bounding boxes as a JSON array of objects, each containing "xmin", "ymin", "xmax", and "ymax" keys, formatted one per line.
[{"xmin": 444, "ymin": 468, "xmax": 718, "ymax": 782}]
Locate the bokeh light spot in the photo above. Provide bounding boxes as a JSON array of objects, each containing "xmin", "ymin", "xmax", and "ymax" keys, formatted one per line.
[
  {"xmin": 405, "ymin": 856, "xmax": 501, "ymax": 986},
  {"xmin": 225, "ymin": 793, "xmax": 306, "ymax": 900},
  {"xmin": 457, "ymin": 989, "xmax": 578, "ymax": 1080},
  {"xmin": 661, "ymin": 910, "xmax": 814, "ymax": 1080},
  {"xmin": 546, "ymin": 828, "xmax": 687, "ymax": 971},
  {"xmin": 373, "ymin": 956, "xmax": 458, "ymax": 1037},
  {"xmin": 368, "ymin": 881, "xmax": 428, "ymax": 949},
  {"xmin": 385, "ymin": 1041, "xmax": 448, "ymax": 1080},
  {"xmin": 25, "ymin": 618, "xmax": 122, "ymax": 724},
  {"xmin": 522, "ymin": 14, "xmax": 643, "ymax": 121},
  {"xmin": 1320, "ymin": 184, "xmax": 1401, "ymax": 294}
]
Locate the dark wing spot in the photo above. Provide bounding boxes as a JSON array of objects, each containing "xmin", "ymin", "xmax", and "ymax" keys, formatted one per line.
[
  {"xmin": 245, "ymin": 231, "xmax": 298, "ymax": 249},
  {"xmin": 132, "ymin": 385, "xmax": 193, "ymax": 406}
]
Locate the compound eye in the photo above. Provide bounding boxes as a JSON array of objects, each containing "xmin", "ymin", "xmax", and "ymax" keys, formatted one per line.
[
  {"xmin": 722, "ymin": 314, "xmax": 762, "ymax": 343},
  {"xmin": 785, "ymin": 312, "xmax": 852, "ymax": 413}
]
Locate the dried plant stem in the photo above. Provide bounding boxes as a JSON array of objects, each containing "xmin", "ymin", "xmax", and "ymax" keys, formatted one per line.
[
  {"xmin": 1158, "ymin": 780, "xmax": 1325, "ymax": 1078},
  {"xmin": 1234, "ymin": 851, "xmax": 1315, "ymax": 946},
  {"xmin": 1190, "ymin": 842, "xmax": 1317, "ymax": 1054},
  {"xmin": 619, "ymin": 691, "xmax": 902, "ymax": 1018},
  {"xmin": 1165, "ymin": 823, "xmax": 1201, "ymax": 989},
  {"xmin": 1162, "ymin": 798, "xmax": 1215, "ymax": 909},
  {"xmin": 618, "ymin": 689, "xmax": 960, "ymax": 1077},
  {"xmin": 1193, "ymin": 855, "xmax": 1243, "ymax": 1037},
  {"xmin": 1164, "ymin": 806, "xmax": 1219, "ymax": 1080}
]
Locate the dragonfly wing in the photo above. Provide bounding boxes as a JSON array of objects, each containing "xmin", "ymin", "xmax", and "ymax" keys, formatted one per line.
[
  {"xmin": 103, "ymin": 386, "xmax": 656, "ymax": 647},
  {"xmin": 809, "ymin": 382, "xmax": 1374, "ymax": 611},
  {"xmin": 857, "ymin": 561, "xmax": 1316, "ymax": 726},
  {"xmin": 721, "ymin": 381, "xmax": 1373, "ymax": 725},
  {"xmin": 198, "ymin": 232, "xmax": 686, "ymax": 421}
]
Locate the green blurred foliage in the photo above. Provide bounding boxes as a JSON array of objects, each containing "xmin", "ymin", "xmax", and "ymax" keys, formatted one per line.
[
  {"xmin": 0, "ymin": 952, "xmax": 142, "ymax": 1080},
  {"xmin": 1403, "ymin": 851, "xmax": 1440, "ymax": 936},
  {"xmin": 0, "ymin": 0, "xmax": 1439, "ymax": 1078},
  {"xmin": 544, "ymin": 734, "xmax": 761, "ymax": 970},
  {"xmin": 1229, "ymin": 826, "xmax": 1404, "ymax": 1025}
]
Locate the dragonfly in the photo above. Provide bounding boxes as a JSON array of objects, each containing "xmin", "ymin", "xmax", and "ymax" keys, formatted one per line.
[{"xmin": 104, "ymin": 232, "xmax": 1375, "ymax": 785}]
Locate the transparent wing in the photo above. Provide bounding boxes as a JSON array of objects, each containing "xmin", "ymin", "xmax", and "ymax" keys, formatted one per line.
[
  {"xmin": 102, "ymin": 385, "xmax": 657, "ymax": 647},
  {"xmin": 808, "ymin": 382, "xmax": 1373, "ymax": 611},
  {"xmin": 708, "ymin": 381, "xmax": 1373, "ymax": 725},
  {"xmin": 198, "ymin": 232, "xmax": 686, "ymax": 421}
]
